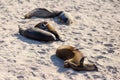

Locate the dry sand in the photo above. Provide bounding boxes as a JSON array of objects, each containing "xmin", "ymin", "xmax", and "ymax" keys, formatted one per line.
[{"xmin": 0, "ymin": 0, "xmax": 120, "ymax": 80}]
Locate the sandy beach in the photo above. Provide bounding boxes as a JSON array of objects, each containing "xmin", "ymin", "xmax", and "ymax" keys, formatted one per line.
[{"xmin": 0, "ymin": 0, "xmax": 120, "ymax": 80}]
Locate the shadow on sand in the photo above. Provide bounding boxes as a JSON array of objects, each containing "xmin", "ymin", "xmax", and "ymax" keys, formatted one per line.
[
  {"xmin": 50, "ymin": 55, "xmax": 69, "ymax": 73},
  {"xmin": 14, "ymin": 33, "xmax": 53, "ymax": 44}
]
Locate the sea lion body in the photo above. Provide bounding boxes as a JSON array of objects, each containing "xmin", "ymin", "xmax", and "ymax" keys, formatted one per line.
[
  {"xmin": 19, "ymin": 27, "xmax": 56, "ymax": 42},
  {"xmin": 56, "ymin": 45, "xmax": 80, "ymax": 60},
  {"xmin": 35, "ymin": 22, "xmax": 63, "ymax": 41},
  {"xmin": 56, "ymin": 46, "xmax": 74, "ymax": 60},
  {"xmin": 24, "ymin": 8, "xmax": 62, "ymax": 19},
  {"xmin": 56, "ymin": 45, "xmax": 98, "ymax": 71}
]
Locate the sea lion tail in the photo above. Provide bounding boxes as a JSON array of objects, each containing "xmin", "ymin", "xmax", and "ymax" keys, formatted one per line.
[{"xmin": 18, "ymin": 26, "xmax": 25, "ymax": 36}]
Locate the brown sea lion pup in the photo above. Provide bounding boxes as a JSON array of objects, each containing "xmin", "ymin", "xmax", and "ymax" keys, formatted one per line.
[
  {"xmin": 56, "ymin": 45, "xmax": 98, "ymax": 71},
  {"xmin": 24, "ymin": 8, "xmax": 62, "ymax": 19},
  {"xmin": 34, "ymin": 21, "xmax": 64, "ymax": 42},
  {"xmin": 18, "ymin": 27, "xmax": 57, "ymax": 42}
]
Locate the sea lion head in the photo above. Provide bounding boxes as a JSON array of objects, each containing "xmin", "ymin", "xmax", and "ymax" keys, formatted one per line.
[
  {"xmin": 57, "ymin": 12, "xmax": 73, "ymax": 25},
  {"xmin": 35, "ymin": 21, "xmax": 48, "ymax": 30},
  {"xmin": 18, "ymin": 26, "xmax": 25, "ymax": 36}
]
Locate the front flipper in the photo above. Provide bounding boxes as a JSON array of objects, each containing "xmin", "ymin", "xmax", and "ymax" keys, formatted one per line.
[{"xmin": 64, "ymin": 59, "xmax": 79, "ymax": 68}]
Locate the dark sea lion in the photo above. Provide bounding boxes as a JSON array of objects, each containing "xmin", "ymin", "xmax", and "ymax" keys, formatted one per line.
[
  {"xmin": 56, "ymin": 45, "xmax": 98, "ymax": 71},
  {"xmin": 35, "ymin": 21, "xmax": 64, "ymax": 41},
  {"xmin": 18, "ymin": 27, "xmax": 56, "ymax": 42},
  {"xmin": 24, "ymin": 8, "xmax": 62, "ymax": 19}
]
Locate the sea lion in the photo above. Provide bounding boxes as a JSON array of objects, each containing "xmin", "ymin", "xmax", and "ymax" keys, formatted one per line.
[
  {"xmin": 24, "ymin": 8, "xmax": 62, "ymax": 19},
  {"xmin": 56, "ymin": 45, "xmax": 98, "ymax": 71},
  {"xmin": 18, "ymin": 27, "xmax": 57, "ymax": 42},
  {"xmin": 34, "ymin": 21, "xmax": 64, "ymax": 41},
  {"xmin": 56, "ymin": 11, "xmax": 73, "ymax": 25}
]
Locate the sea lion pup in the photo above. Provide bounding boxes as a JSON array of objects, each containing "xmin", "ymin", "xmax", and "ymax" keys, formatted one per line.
[
  {"xmin": 34, "ymin": 21, "xmax": 64, "ymax": 41},
  {"xmin": 18, "ymin": 27, "xmax": 57, "ymax": 42},
  {"xmin": 56, "ymin": 45, "xmax": 98, "ymax": 71},
  {"xmin": 24, "ymin": 8, "xmax": 62, "ymax": 19},
  {"xmin": 56, "ymin": 11, "xmax": 73, "ymax": 25},
  {"xmin": 56, "ymin": 45, "xmax": 84, "ymax": 66}
]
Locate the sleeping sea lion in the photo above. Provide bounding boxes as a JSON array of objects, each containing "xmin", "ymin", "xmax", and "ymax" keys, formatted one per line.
[
  {"xmin": 24, "ymin": 8, "xmax": 62, "ymax": 19},
  {"xmin": 56, "ymin": 45, "xmax": 98, "ymax": 71},
  {"xmin": 34, "ymin": 21, "xmax": 64, "ymax": 41},
  {"xmin": 18, "ymin": 27, "xmax": 57, "ymax": 42},
  {"xmin": 56, "ymin": 45, "xmax": 84, "ymax": 66}
]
